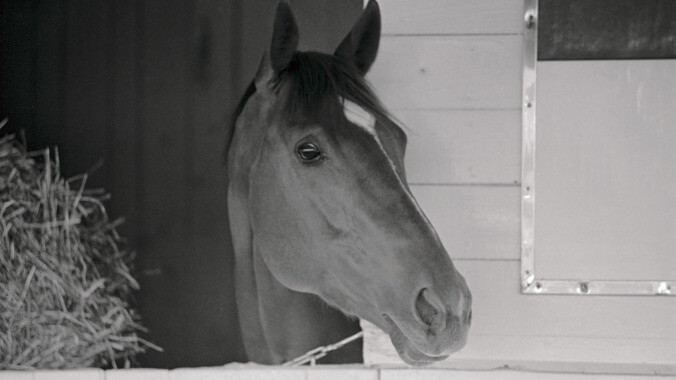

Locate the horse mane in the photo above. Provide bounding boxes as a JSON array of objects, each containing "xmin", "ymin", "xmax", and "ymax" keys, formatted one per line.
[{"xmin": 227, "ymin": 51, "xmax": 391, "ymax": 155}]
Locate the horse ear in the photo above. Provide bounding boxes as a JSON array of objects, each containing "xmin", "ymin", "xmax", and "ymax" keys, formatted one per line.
[
  {"xmin": 256, "ymin": 1, "xmax": 299, "ymax": 88},
  {"xmin": 334, "ymin": 0, "xmax": 381, "ymax": 75}
]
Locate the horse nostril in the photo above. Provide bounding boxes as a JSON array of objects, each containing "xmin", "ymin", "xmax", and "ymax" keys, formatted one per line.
[
  {"xmin": 467, "ymin": 309, "xmax": 472, "ymax": 325},
  {"xmin": 415, "ymin": 288, "xmax": 442, "ymax": 328}
]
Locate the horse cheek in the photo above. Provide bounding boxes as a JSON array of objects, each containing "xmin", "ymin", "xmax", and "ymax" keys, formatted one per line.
[{"xmin": 249, "ymin": 155, "xmax": 317, "ymax": 290}]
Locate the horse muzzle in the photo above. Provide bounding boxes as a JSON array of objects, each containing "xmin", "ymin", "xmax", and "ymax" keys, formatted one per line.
[{"xmin": 380, "ymin": 283, "xmax": 472, "ymax": 365}]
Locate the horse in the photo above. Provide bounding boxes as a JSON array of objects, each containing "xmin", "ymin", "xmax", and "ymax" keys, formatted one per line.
[{"xmin": 227, "ymin": 0, "xmax": 472, "ymax": 366}]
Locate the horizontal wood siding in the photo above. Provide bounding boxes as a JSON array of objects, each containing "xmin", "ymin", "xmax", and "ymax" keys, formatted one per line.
[
  {"xmin": 365, "ymin": 0, "xmax": 676, "ymax": 373},
  {"xmin": 379, "ymin": 0, "xmax": 524, "ymax": 35},
  {"xmin": 402, "ymin": 110, "xmax": 521, "ymax": 184},
  {"xmin": 412, "ymin": 186, "xmax": 520, "ymax": 260},
  {"xmin": 369, "ymin": 36, "xmax": 522, "ymax": 110}
]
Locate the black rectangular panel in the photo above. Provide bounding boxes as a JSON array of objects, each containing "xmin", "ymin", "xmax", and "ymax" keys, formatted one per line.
[{"xmin": 538, "ymin": 0, "xmax": 676, "ymax": 60}]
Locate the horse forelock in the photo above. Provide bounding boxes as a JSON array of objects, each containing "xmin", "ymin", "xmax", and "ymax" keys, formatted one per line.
[
  {"xmin": 274, "ymin": 52, "xmax": 389, "ymax": 122},
  {"xmin": 227, "ymin": 51, "xmax": 394, "ymax": 154}
]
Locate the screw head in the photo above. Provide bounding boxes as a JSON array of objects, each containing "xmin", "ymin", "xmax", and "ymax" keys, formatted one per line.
[
  {"xmin": 657, "ymin": 282, "xmax": 672, "ymax": 295},
  {"xmin": 525, "ymin": 12, "xmax": 537, "ymax": 28}
]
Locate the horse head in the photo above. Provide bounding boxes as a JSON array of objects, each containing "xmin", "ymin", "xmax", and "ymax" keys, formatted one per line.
[{"xmin": 229, "ymin": 0, "xmax": 472, "ymax": 365}]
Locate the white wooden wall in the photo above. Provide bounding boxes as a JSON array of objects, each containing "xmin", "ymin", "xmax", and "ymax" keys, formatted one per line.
[{"xmin": 363, "ymin": 0, "xmax": 676, "ymax": 375}]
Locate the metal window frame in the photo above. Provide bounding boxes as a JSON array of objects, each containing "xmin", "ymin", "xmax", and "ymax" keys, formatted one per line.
[{"xmin": 519, "ymin": 0, "xmax": 674, "ymax": 296}]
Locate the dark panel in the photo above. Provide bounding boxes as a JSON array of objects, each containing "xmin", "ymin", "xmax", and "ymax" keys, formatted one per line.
[
  {"xmin": 538, "ymin": 0, "xmax": 676, "ymax": 60},
  {"xmin": 34, "ymin": 0, "xmax": 68, "ymax": 158},
  {"xmin": 64, "ymin": 0, "xmax": 113, "ymax": 187},
  {"xmin": 182, "ymin": 0, "xmax": 247, "ymax": 366},
  {"xmin": 109, "ymin": 0, "xmax": 139, "ymax": 246},
  {"xmin": 135, "ymin": 0, "xmax": 193, "ymax": 368},
  {"xmin": 0, "ymin": 0, "xmax": 37, "ymax": 139}
]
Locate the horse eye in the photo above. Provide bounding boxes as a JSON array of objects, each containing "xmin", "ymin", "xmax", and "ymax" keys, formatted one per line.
[{"xmin": 296, "ymin": 142, "xmax": 322, "ymax": 162}]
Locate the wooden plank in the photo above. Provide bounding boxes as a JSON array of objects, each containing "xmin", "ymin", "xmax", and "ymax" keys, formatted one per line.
[
  {"xmin": 0, "ymin": 371, "xmax": 33, "ymax": 380},
  {"xmin": 398, "ymin": 109, "xmax": 521, "ymax": 184},
  {"xmin": 109, "ymin": 0, "xmax": 140, "ymax": 246},
  {"xmin": 364, "ymin": 260, "xmax": 676, "ymax": 369},
  {"xmin": 378, "ymin": 0, "xmax": 524, "ymax": 35},
  {"xmin": 238, "ymin": 0, "xmax": 274, "ymax": 91},
  {"xmin": 411, "ymin": 185, "xmax": 520, "ymax": 261},
  {"xmin": 136, "ymin": 0, "xmax": 193, "ymax": 368},
  {"xmin": 170, "ymin": 368, "xmax": 307, "ymax": 380},
  {"xmin": 368, "ymin": 36, "xmax": 522, "ymax": 110},
  {"xmin": 538, "ymin": 0, "xmax": 676, "ymax": 60},
  {"xmin": 305, "ymin": 368, "xmax": 379, "ymax": 380},
  {"xmin": 181, "ymin": 0, "xmax": 247, "ymax": 365},
  {"xmin": 0, "ymin": 0, "xmax": 37, "ymax": 140},
  {"xmin": 105, "ymin": 369, "xmax": 169, "ymax": 380},
  {"xmin": 368, "ymin": 334, "xmax": 676, "ymax": 374},
  {"xmin": 33, "ymin": 370, "xmax": 103, "ymax": 380},
  {"xmin": 64, "ymin": 0, "xmax": 113, "ymax": 187},
  {"xmin": 536, "ymin": 60, "xmax": 676, "ymax": 281},
  {"xmin": 381, "ymin": 368, "xmax": 676, "ymax": 379},
  {"xmin": 33, "ymin": 0, "xmax": 67, "ymax": 152}
]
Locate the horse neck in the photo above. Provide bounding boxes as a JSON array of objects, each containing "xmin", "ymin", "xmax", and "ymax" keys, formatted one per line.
[
  {"xmin": 252, "ymin": 247, "xmax": 362, "ymax": 364},
  {"xmin": 228, "ymin": 101, "xmax": 362, "ymax": 364}
]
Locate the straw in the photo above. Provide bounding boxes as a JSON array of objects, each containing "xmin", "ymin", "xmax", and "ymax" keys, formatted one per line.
[{"xmin": 0, "ymin": 133, "xmax": 160, "ymax": 369}]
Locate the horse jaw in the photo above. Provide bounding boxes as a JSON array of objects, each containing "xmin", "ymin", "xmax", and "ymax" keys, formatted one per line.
[
  {"xmin": 382, "ymin": 310, "xmax": 472, "ymax": 366},
  {"xmin": 385, "ymin": 317, "xmax": 450, "ymax": 366}
]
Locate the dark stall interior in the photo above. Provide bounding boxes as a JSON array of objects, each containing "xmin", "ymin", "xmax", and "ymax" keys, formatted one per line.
[{"xmin": 1, "ymin": 0, "xmax": 361, "ymax": 368}]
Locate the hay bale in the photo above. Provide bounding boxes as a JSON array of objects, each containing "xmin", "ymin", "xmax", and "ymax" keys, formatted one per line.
[{"xmin": 0, "ymin": 130, "xmax": 160, "ymax": 369}]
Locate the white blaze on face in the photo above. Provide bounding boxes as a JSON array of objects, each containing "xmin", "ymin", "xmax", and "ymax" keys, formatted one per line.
[
  {"xmin": 340, "ymin": 98, "xmax": 438, "ymax": 236},
  {"xmin": 342, "ymin": 98, "xmax": 377, "ymax": 136}
]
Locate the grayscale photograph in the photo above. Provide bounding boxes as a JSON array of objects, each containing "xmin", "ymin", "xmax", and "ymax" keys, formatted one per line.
[{"xmin": 1, "ymin": 0, "xmax": 674, "ymax": 379}]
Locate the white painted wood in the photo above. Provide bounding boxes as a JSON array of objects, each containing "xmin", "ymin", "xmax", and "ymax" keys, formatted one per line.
[
  {"xmin": 380, "ymin": 368, "xmax": 676, "ymax": 379},
  {"xmin": 0, "ymin": 371, "xmax": 33, "ymax": 380},
  {"xmin": 14, "ymin": 368, "xmax": 676, "ymax": 380},
  {"xmin": 398, "ymin": 109, "xmax": 521, "ymax": 184},
  {"xmin": 368, "ymin": 335, "xmax": 676, "ymax": 374},
  {"xmin": 411, "ymin": 185, "xmax": 521, "ymax": 260},
  {"xmin": 363, "ymin": 261, "xmax": 676, "ymax": 370},
  {"xmin": 34, "ymin": 369, "xmax": 104, "ymax": 380},
  {"xmin": 306, "ymin": 367, "xmax": 378, "ymax": 380},
  {"xmin": 535, "ymin": 60, "xmax": 676, "ymax": 281},
  {"xmin": 169, "ymin": 367, "xmax": 306, "ymax": 380},
  {"xmin": 368, "ymin": 36, "xmax": 522, "ymax": 110},
  {"xmin": 377, "ymin": 0, "xmax": 524, "ymax": 35},
  {"xmin": 106, "ymin": 369, "xmax": 169, "ymax": 380}
]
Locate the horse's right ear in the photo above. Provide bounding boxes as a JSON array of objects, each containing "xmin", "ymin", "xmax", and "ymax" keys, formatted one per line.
[{"xmin": 255, "ymin": 1, "xmax": 299, "ymax": 89}]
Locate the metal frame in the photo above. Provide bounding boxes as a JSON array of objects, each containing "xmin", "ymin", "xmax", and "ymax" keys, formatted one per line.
[{"xmin": 519, "ymin": 0, "xmax": 674, "ymax": 296}]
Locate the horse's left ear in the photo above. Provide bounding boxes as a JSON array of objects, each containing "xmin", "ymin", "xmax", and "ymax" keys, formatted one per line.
[
  {"xmin": 334, "ymin": 0, "xmax": 381, "ymax": 75},
  {"xmin": 256, "ymin": 1, "xmax": 299, "ymax": 89}
]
